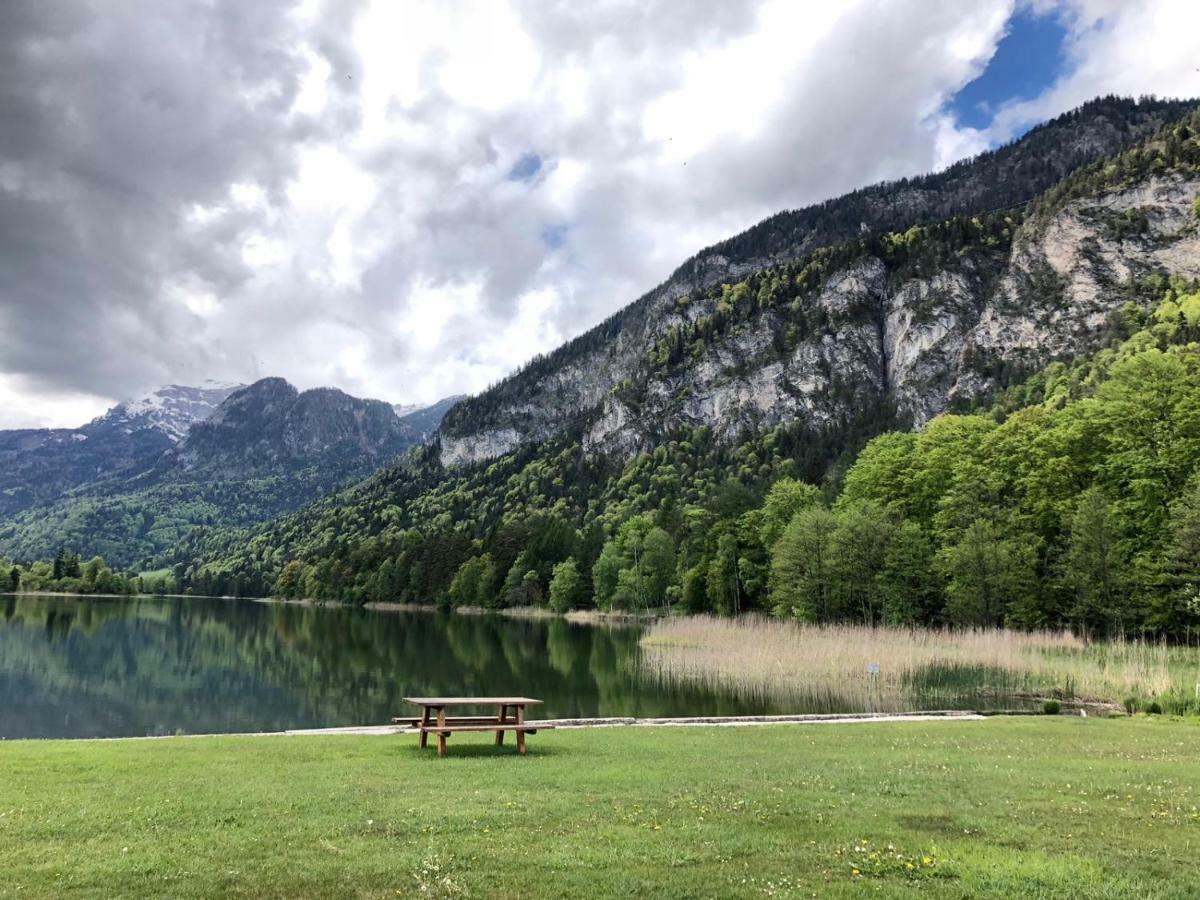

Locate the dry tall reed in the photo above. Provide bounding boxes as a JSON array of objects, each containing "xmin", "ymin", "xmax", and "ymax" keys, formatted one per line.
[{"xmin": 640, "ymin": 615, "xmax": 1184, "ymax": 708}]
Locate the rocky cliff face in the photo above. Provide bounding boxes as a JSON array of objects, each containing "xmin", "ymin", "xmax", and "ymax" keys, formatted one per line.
[
  {"xmin": 439, "ymin": 97, "xmax": 1200, "ymax": 467},
  {"xmin": 173, "ymin": 378, "xmax": 416, "ymax": 477},
  {"xmin": 572, "ymin": 175, "xmax": 1200, "ymax": 456},
  {"xmin": 948, "ymin": 175, "xmax": 1200, "ymax": 411}
]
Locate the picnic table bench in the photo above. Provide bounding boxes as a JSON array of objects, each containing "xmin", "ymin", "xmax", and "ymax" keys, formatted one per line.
[{"xmin": 396, "ymin": 697, "xmax": 553, "ymax": 757}]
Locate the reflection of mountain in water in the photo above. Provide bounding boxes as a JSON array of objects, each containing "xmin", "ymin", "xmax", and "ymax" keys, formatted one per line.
[{"xmin": 0, "ymin": 596, "xmax": 786, "ymax": 739}]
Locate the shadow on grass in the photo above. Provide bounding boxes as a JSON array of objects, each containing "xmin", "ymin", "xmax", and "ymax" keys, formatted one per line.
[{"xmin": 397, "ymin": 740, "xmax": 567, "ymax": 760}]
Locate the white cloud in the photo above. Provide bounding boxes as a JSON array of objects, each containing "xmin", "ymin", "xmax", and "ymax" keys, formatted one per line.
[
  {"xmin": 0, "ymin": 374, "xmax": 110, "ymax": 430},
  {"xmin": 1, "ymin": 0, "xmax": 1196, "ymax": 428},
  {"xmin": 980, "ymin": 0, "xmax": 1200, "ymax": 142}
]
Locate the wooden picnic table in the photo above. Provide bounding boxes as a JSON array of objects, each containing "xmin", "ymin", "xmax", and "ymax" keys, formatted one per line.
[{"xmin": 397, "ymin": 697, "xmax": 551, "ymax": 757}]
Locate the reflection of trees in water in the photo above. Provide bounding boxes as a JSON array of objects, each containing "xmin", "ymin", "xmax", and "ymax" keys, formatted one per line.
[{"xmin": 0, "ymin": 597, "xmax": 810, "ymax": 739}]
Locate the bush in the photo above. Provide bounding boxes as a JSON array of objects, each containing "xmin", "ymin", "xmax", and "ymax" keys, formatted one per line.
[
  {"xmin": 1042, "ymin": 699, "xmax": 1062, "ymax": 716},
  {"xmin": 1145, "ymin": 700, "xmax": 1163, "ymax": 715},
  {"xmin": 1123, "ymin": 695, "xmax": 1140, "ymax": 715}
]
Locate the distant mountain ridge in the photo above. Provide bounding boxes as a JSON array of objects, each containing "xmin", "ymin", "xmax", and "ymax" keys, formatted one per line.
[
  {"xmin": 91, "ymin": 381, "xmax": 244, "ymax": 442},
  {"xmin": 0, "ymin": 379, "xmax": 459, "ymax": 566},
  {"xmin": 166, "ymin": 378, "xmax": 432, "ymax": 477},
  {"xmin": 0, "ymin": 381, "xmax": 240, "ymax": 518}
]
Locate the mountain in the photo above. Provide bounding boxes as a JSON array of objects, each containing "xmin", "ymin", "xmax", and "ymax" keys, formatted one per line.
[
  {"xmin": 167, "ymin": 379, "xmax": 411, "ymax": 478},
  {"xmin": 439, "ymin": 95, "xmax": 1198, "ymax": 465},
  {"xmin": 394, "ymin": 396, "xmax": 465, "ymax": 446},
  {"xmin": 0, "ymin": 381, "xmax": 241, "ymax": 517},
  {"xmin": 173, "ymin": 96, "xmax": 1200, "ymax": 628},
  {"xmin": 0, "ymin": 380, "xmax": 459, "ymax": 567},
  {"xmin": 90, "ymin": 381, "xmax": 243, "ymax": 443}
]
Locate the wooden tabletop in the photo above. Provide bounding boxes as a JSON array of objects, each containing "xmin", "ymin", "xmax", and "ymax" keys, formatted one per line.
[{"xmin": 404, "ymin": 697, "xmax": 543, "ymax": 706}]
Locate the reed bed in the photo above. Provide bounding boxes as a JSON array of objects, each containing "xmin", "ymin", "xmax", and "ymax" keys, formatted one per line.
[{"xmin": 639, "ymin": 615, "xmax": 1196, "ymax": 710}]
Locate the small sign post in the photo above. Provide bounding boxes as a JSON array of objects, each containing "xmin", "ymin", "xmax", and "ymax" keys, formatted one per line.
[{"xmin": 866, "ymin": 663, "xmax": 880, "ymax": 709}]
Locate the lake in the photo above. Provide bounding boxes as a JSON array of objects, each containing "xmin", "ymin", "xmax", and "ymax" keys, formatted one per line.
[
  {"xmin": 1, "ymin": 594, "xmax": 809, "ymax": 739},
  {"xmin": 1, "ymin": 594, "xmax": 1036, "ymax": 739}
]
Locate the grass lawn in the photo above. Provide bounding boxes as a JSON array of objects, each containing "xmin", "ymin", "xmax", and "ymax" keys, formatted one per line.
[{"xmin": 2, "ymin": 718, "xmax": 1199, "ymax": 898}]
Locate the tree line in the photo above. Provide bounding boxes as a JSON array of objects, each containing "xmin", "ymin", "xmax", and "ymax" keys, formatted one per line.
[{"xmin": 4, "ymin": 549, "xmax": 138, "ymax": 595}]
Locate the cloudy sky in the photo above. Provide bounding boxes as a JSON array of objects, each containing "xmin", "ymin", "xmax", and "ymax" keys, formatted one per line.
[{"xmin": 1, "ymin": 0, "xmax": 1198, "ymax": 428}]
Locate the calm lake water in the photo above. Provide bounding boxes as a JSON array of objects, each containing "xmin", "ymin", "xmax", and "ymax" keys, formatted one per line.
[{"xmin": 0, "ymin": 594, "xmax": 806, "ymax": 740}]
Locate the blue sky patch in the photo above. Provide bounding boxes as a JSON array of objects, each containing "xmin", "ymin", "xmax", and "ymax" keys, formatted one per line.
[
  {"xmin": 541, "ymin": 223, "xmax": 568, "ymax": 250},
  {"xmin": 508, "ymin": 151, "xmax": 542, "ymax": 181},
  {"xmin": 948, "ymin": 8, "xmax": 1069, "ymax": 131}
]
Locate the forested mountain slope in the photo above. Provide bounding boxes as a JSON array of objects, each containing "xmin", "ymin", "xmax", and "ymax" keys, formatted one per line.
[
  {"xmin": 0, "ymin": 380, "xmax": 457, "ymax": 568},
  {"xmin": 439, "ymin": 96, "xmax": 1197, "ymax": 465},
  {"xmin": 177, "ymin": 99, "xmax": 1200, "ymax": 638}
]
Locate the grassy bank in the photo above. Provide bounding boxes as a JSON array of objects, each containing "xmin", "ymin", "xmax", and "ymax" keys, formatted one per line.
[
  {"xmin": 3, "ymin": 718, "xmax": 1200, "ymax": 898},
  {"xmin": 641, "ymin": 616, "xmax": 1200, "ymax": 712}
]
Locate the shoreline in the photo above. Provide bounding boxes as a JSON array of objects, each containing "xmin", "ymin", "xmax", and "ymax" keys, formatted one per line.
[
  {"xmin": 2, "ymin": 591, "xmax": 656, "ymax": 624},
  {"xmin": 26, "ymin": 709, "xmax": 1003, "ymax": 742}
]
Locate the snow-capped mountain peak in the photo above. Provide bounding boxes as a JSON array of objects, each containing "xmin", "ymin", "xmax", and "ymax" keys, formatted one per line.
[{"xmin": 91, "ymin": 381, "xmax": 244, "ymax": 442}]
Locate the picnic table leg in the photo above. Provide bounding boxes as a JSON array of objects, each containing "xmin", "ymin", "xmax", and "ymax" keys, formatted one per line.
[
  {"xmin": 436, "ymin": 706, "xmax": 447, "ymax": 758},
  {"xmin": 495, "ymin": 704, "xmax": 507, "ymax": 746},
  {"xmin": 418, "ymin": 706, "xmax": 431, "ymax": 749},
  {"xmin": 516, "ymin": 704, "xmax": 526, "ymax": 755}
]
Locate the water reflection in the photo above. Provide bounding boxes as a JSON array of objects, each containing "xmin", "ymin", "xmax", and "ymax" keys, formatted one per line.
[{"xmin": 0, "ymin": 596, "xmax": 795, "ymax": 739}]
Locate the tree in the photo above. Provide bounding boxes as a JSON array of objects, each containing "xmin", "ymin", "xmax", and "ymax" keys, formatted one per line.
[
  {"xmin": 500, "ymin": 552, "xmax": 536, "ymax": 607},
  {"xmin": 276, "ymin": 560, "xmax": 305, "ymax": 598},
  {"xmin": 592, "ymin": 542, "xmax": 622, "ymax": 609},
  {"xmin": 769, "ymin": 506, "xmax": 839, "ymax": 620},
  {"xmin": 640, "ymin": 527, "xmax": 676, "ymax": 609},
  {"xmin": 83, "ymin": 556, "xmax": 104, "ymax": 587},
  {"xmin": 681, "ymin": 563, "xmax": 708, "ymax": 614},
  {"xmin": 706, "ymin": 532, "xmax": 742, "ymax": 615},
  {"xmin": 838, "ymin": 432, "xmax": 917, "ymax": 512},
  {"xmin": 9, "ymin": 567, "xmax": 19, "ymax": 592},
  {"xmin": 759, "ymin": 478, "xmax": 822, "ymax": 549},
  {"xmin": 616, "ymin": 515, "xmax": 654, "ymax": 607},
  {"xmin": 876, "ymin": 520, "xmax": 939, "ymax": 625},
  {"xmin": 610, "ymin": 567, "xmax": 641, "ymax": 610},
  {"xmin": 1061, "ymin": 488, "xmax": 1128, "ymax": 633},
  {"xmin": 1160, "ymin": 476, "xmax": 1200, "ymax": 634},
  {"xmin": 448, "ymin": 554, "xmax": 496, "ymax": 607},
  {"xmin": 939, "ymin": 519, "xmax": 1038, "ymax": 626},
  {"xmin": 517, "ymin": 569, "xmax": 544, "ymax": 606},
  {"xmin": 548, "ymin": 558, "xmax": 583, "ymax": 613},
  {"xmin": 828, "ymin": 503, "xmax": 894, "ymax": 624}
]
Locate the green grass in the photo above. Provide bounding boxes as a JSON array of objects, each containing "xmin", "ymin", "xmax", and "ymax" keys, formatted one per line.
[{"xmin": 2, "ymin": 719, "xmax": 1199, "ymax": 898}]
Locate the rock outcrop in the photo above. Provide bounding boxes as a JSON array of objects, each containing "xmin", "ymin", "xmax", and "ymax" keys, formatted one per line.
[{"xmin": 437, "ymin": 98, "xmax": 1200, "ymax": 466}]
